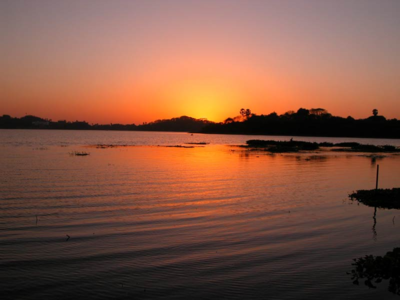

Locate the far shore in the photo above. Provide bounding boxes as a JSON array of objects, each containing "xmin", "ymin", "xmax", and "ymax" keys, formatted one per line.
[{"xmin": 1, "ymin": 127, "xmax": 400, "ymax": 141}]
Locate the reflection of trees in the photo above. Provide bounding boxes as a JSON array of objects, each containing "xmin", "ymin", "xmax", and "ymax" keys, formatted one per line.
[
  {"xmin": 372, "ymin": 207, "xmax": 377, "ymax": 240},
  {"xmin": 348, "ymin": 191, "xmax": 400, "ymax": 295},
  {"xmin": 348, "ymin": 248, "xmax": 400, "ymax": 295},
  {"xmin": 350, "ymin": 189, "xmax": 400, "ymax": 239},
  {"xmin": 298, "ymin": 155, "xmax": 328, "ymax": 163},
  {"xmin": 239, "ymin": 151, "xmax": 250, "ymax": 159},
  {"xmin": 365, "ymin": 154, "xmax": 385, "ymax": 167}
]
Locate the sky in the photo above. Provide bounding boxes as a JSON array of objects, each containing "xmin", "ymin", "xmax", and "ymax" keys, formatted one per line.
[{"xmin": 1, "ymin": 0, "xmax": 400, "ymax": 124}]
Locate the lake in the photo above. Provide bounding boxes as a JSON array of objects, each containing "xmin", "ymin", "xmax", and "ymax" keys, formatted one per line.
[{"xmin": 1, "ymin": 130, "xmax": 400, "ymax": 299}]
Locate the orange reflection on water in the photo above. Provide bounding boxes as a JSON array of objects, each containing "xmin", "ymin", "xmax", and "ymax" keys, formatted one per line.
[
  {"xmin": 2, "ymin": 144, "xmax": 400, "ymax": 299},
  {"xmin": 75, "ymin": 146, "xmax": 400, "ymax": 225}
]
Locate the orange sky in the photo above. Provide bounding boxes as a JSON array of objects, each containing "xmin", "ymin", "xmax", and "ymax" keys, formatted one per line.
[{"xmin": 1, "ymin": 0, "xmax": 400, "ymax": 124}]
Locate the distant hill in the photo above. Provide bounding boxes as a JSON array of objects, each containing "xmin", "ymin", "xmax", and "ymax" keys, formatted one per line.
[
  {"xmin": 0, "ymin": 114, "xmax": 212, "ymax": 133},
  {"xmin": 136, "ymin": 116, "xmax": 212, "ymax": 132}
]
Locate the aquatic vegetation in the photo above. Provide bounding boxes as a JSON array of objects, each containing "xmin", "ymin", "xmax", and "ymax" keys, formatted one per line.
[
  {"xmin": 319, "ymin": 142, "xmax": 334, "ymax": 147},
  {"xmin": 349, "ymin": 188, "xmax": 400, "ymax": 209},
  {"xmin": 333, "ymin": 144, "xmax": 400, "ymax": 153},
  {"xmin": 164, "ymin": 145, "xmax": 195, "ymax": 148},
  {"xmin": 352, "ymin": 144, "xmax": 399, "ymax": 152},
  {"xmin": 246, "ymin": 140, "xmax": 319, "ymax": 152},
  {"xmin": 246, "ymin": 139, "xmax": 399, "ymax": 153},
  {"xmin": 267, "ymin": 145, "xmax": 300, "ymax": 153},
  {"xmin": 335, "ymin": 142, "xmax": 360, "ymax": 147},
  {"xmin": 95, "ymin": 144, "xmax": 130, "ymax": 149},
  {"xmin": 34, "ymin": 147, "xmax": 49, "ymax": 150},
  {"xmin": 348, "ymin": 248, "xmax": 400, "ymax": 295},
  {"xmin": 332, "ymin": 143, "xmax": 399, "ymax": 151},
  {"xmin": 96, "ymin": 144, "xmax": 116, "ymax": 149},
  {"xmin": 70, "ymin": 151, "xmax": 90, "ymax": 156},
  {"xmin": 363, "ymin": 154, "xmax": 386, "ymax": 159},
  {"xmin": 297, "ymin": 155, "xmax": 328, "ymax": 162},
  {"xmin": 383, "ymin": 145, "xmax": 397, "ymax": 151},
  {"xmin": 185, "ymin": 142, "xmax": 209, "ymax": 145}
]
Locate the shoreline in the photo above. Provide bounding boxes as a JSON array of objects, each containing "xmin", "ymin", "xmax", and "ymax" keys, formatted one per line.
[{"xmin": 1, "ymin": 127, "xmax": 400, "ymax": 140}]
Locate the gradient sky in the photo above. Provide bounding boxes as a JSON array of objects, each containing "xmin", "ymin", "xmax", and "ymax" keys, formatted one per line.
[{"xmin": 1, "ymin": 0, "xmax": 400, "ymax": 124}]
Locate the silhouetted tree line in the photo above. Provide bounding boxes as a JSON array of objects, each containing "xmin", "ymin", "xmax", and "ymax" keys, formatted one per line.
[
  {"xmin": 1, "ymin": 108, "xmax": 399, "ymax": 138},
  {"xmin": 0, "ymin": 115, "xmax": 93, "ymax": 130},
  {"xmin": 0, "ymin": 115, "xmax": 210, "ymax": 133},
  {"xmin": 201, "ymin": 108, "xmax": 400, "ymax": 138}
]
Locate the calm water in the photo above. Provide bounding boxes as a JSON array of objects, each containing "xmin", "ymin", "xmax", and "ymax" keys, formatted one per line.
[{"xmin": 1, "ymin": 130, "xmax": 400, "ymax": 299}]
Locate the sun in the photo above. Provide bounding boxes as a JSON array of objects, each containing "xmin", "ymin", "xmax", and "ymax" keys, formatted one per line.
[{"xmin": 165, "ymin": 79, "xmax": 243, "ymax": 122}]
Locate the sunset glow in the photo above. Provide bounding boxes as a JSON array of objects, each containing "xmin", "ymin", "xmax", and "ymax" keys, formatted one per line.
[{"xmin": 2, "ymin": 0, "xmax": 400, "ymax": 123}]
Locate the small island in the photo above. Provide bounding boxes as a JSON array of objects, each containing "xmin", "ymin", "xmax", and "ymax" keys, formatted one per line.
[
  {"xmin": 244, "ymin": 139, "xmax": 400, "ymax": 153},
  {"xmin": 349, "ymin": 188, "xmax": 400, "ymax": 209}
]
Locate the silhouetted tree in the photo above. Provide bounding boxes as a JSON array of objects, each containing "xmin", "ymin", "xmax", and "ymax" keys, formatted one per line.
[
  {"xmin": 240, "ymin": 108, "xmax": 252, "ymax": 120},
  {"xmin": 296, "ymin": 108, "xmax": 310, "ymax": 116},
  {"xmin": 310, "ymin": 108, "xmax": 328, "ymax": 116},
  {"xmin": 373, "ymin": 109, "xmax": 378, "ymax": 117},
  {"xmin": 224, "ymin": 117, "xmax": 234, "ymax": 124}
]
